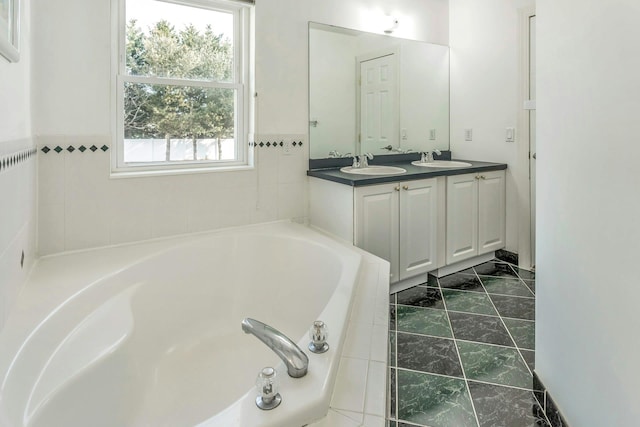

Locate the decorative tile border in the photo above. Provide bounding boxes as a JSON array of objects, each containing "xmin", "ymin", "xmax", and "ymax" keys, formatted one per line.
[
  {"xmin": 0, "ymin": 148, "xmax": 37, "ymax": 174},
  {"xmin": 533, "ymin": 372, "xmax": 570, "ymax": 427},
  {"xmin": 249, "ymin": 140, "xmax": 304, "ymax": 149},
  {"xmin": 40, "ymin": 144, "xmax": 109, "ymax": 154},
  {"xmin": 496, "ymin": 249, "xmax": 519, "ymax": 265}
]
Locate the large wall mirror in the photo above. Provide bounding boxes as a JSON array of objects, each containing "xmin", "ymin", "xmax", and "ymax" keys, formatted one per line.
[{"xmin": 309, "ymin": 22, "xmax": 450, "ymax": 160}]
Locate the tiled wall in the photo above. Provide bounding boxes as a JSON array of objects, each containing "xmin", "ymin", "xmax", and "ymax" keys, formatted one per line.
[
  {"xmin": 37, "ymin": 134, "xmax": 308, "ymax": 255},
  {"xmin": 0, "ymin": 141, "xmax": 37, "ymax": 329}
]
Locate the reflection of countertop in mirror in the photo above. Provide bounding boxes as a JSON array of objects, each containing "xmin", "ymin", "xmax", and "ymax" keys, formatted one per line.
[{"xmin": 307, "ymin": 160, "xmax": 507, "ymax": 186}]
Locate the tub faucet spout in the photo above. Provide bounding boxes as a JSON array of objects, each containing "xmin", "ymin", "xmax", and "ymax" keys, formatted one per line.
[{"xmin": 241, "ymin": 318, "xmax": 309, "ymax": 378}]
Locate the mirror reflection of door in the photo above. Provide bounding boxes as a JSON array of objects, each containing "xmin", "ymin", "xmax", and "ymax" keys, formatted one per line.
[{"xmin": 359, "ymin": 53, "xmax": 398, "ymax": 155}]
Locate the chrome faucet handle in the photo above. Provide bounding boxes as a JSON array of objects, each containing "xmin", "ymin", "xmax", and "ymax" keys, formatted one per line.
[
  {"xmin": 361, "ymin": 153, "xmax": 373, "ymax": 168},
  {"xmin": 308, "ymin": 320, "xmax": 329, "ymax": 354},
  {"xmin": 255, "ymin": 367, "xmax": 282, "ymax": 410},
  {"xmin": 434, "ymin": 149, "xmax": 442, "ymax": 156}
]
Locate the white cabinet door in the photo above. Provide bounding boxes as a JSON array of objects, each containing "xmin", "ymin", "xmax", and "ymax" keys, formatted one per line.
[
  {"xmin": 446, "ymin": 173, "xmax": 479, "ymax": 264},
  {"xmin": 399, "ymin": 178, "xmax": 439, "ymax": 280},
  {"xmin": 478, "ymin": 170, "xmax": 506, "ymax": 255},
  {"xmin": 355, "ymin": 183, "xmax": 400, "ymax": 281}
]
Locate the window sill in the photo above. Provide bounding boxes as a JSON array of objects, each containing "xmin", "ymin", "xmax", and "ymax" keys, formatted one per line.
[{"xmin": 109, "ymin": 164, "xmax": 255, "ymax": 179}]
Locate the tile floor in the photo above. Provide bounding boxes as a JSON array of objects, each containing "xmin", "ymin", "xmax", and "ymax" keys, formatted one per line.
[{"xmin": 388, "ymin": 260, "xmax": 549, "ymax": 427}]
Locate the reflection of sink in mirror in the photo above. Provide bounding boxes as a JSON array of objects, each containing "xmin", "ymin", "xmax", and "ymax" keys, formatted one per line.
[
  {"xmin": 340, "ymin": 166, "xmax": 407, "ymax": 176},
  {"xmin": 411, "ymin": 160, "xmax": 472, "ymax": 168},
  {"xmin": 309, "ymin": 22, "xmax": 450, "ymax": 160}
]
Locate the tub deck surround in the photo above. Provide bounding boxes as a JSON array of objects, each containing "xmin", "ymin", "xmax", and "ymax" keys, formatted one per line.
[
  {"xmin": 307, "ymin": 160, "xmax": 507, "ymax": 187},
  {"xmin": 0, "ymin": 221, "xmax": 389, "ymax": 427}
]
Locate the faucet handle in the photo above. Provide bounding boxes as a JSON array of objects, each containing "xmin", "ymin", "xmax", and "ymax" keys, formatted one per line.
[
  {"xmin": 255, "ymin": 367, "xmax": 282, "ymax": 410},
  {"xmin": 352, "ymin": 156, "xmax": 360, "ymax": 168},
  {"xmin": 308, "ymin": 320, "xmax": 329, "ymax": 354}
]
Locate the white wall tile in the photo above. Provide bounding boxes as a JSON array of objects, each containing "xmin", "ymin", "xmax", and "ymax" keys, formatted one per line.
[
  {"xmin": 330, "ymin": 357, "xmax": 368, "ymax": 413},
  {"xmin": 369, "ymin": 324, "xmax": 388, "ymax": 363},
  {"xmin": 363, "ymin": 414, "xmax": 385, "ymax": 427},
  {"xmin": 64, "ymin": 200, "xmax": 111, "ymax": 251},
  {"xmin": 277, "ymin": 181, "xmax": 307, "ymax": 220},
  {"xmin": 364, "ymin": 361, "xmax": 386, "ymax": 416},
  {"xmin": 38, "ymin": 203, "xmax": 65, "ymax": 255},
  {"xmin": 342, "ymin": 320, "xmax": 373, "ymax": 360}
]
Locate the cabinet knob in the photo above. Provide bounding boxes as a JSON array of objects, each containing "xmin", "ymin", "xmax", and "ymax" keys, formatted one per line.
[
  {"xmin": 475, "ymin": 176, "xmax": 480, "ymax": 180},
  {"xmin": 480, "ymin": 175, "xmax": 486, "ymax": 180},
  {"xmin": 402, "ymin": 185, "xmax": 409, "ymax": 190},
  {"xmin": 394, "ymin": 186, "xmax": 400, "ymax": 191}
]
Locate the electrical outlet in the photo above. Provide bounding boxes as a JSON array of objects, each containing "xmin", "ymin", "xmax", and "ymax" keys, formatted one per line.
[
  {"xmin": 283, "ymin": 139, "xmax": 292, "ymax": 155},
  {"xmin": 464, "ymin": 129, "xmax": 473, "ymax": 141},
  {"xmin": 401, "ymin": 128, "xmax": 408, "ymax": 140},
  {"xmin": 429, "ymin": 129, "xmax": 436, "ymax": 140}
]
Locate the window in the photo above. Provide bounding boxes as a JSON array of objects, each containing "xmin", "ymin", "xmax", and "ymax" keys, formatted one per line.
[{"xmin": 114, "ymin": 0, "xmax": 251, "ymax": 174}]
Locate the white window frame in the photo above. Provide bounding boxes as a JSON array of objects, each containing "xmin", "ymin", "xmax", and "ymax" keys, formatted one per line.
[{"xmin": 111, "ymin": 0, "xmax": 252, "ymax": 176}]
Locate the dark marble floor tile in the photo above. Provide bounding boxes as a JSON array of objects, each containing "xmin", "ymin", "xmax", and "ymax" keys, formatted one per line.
[
  {"xmin": 390, "ymin": 332, "xmax": 397, "ymax": 367},
  {"xmin": 390, "ymin": 304, "xmax": 396, "ymax": 331},
  {"xmin": 397, "ymin": 370, "xmax": 477, "ymax": 427},
  {"xmin": 449, "ymin": 312, "xmax": 515, "ymax": 347},
  {"xmin": 495, "ymin": 249, "xmax": 519, "ymax": 265},
  {"xmin": 546, "ymin": 393, "xmax": 569, "ymax": 427},
  {"xmin": 396, "ymin": 305, "xmax": 452, "ymax": 338},
  {"xmin": 439, "ymin": 273, "xmax": 485, "ymax": 292},
  {"xmin": 457, "ymin": 341, "xmax": 532, "ymax": 389},
  {"xmin": 468, "ymin": 382, "xmax": 549, "ymax": 427},
  {"xmin": 515, "ymin": 268, "xmax": 536, "ymax": 281},
  {"xmin": 490, "ymin": 294, "xmax": 535, "ymax": 320},
  {"xmin": 521, "ymin": 349, "xmax": 536, "ymax": 373},
  {"xmin": 523, "ymin": 279, "xmax": 535, "ymax": 294},
  {"xmin": 442, "ymin": 289, "xmax": 498, "ymax": 316},
  {"xmin": 532, "ymin": 372, "xmax": 545, "ymax": 408},
  {"xmin": 480, "ymin": 276, "xmax": 535, "ymax": 297},
  {"xmin": 397, "ymin": 333, "xmax": 463, "ymax": 377},
  {"xmin": 390, "ymin": 368, "xmax": 397, "ymax": 419},
  {"xmin": 396, "ymin": 286, "xmax": 446, "ymax": 309},
  {"xmin": 473, "ymin": 261, "xmax": 519, "ymax": 278},
  {"xmin": 418, "ymin": 274, "xmax": 440, "ymax": 288},
  {"xmin": 503, "ymin": 318, "xmax": 535, "ymax": 350}
]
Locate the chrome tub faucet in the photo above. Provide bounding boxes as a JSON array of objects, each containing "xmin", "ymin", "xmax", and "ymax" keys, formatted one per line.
[{"xmin": 241, "ymin": 318, "xmax": 309, "ymax": 378}]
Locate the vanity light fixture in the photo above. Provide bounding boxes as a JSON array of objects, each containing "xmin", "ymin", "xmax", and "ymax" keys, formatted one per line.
[{"xmin": 383, "ymin": 16, "xmax": 399, "ymax": 34}]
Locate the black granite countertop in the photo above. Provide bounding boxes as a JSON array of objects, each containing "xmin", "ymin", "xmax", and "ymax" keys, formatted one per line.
[{"xmin": 307, "ymin": 159, "xmax": 507, "ymax": 186}]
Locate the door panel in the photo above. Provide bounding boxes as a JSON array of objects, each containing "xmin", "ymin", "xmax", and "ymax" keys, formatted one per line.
[
  {"xmin": 360, "ymin": 54, "xmax": 398, "ymax": 154},
  {"xmin": 355, "ymin": 183, "xmax": 400, "ymax": 281},
  {"xmin": 478, "ymin": 171, "xmax": 506, "ymax": 254},
  {"xmin": 446, "ymin": 174, "xmax": 479, "ymax": 264},
  {"xmin": 399, "ymin": 179, "xmax": 438, "ymax": 280}
]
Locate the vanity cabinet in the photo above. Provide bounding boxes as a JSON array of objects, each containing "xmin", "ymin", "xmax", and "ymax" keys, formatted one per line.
[
  {"xmin": 355, "ymin": 178, "xmax": 444, "ymax": 282},
  {"xmin": 309, "ymin": 177, "xmax": 445, "ymax": 284},
  {"xmin": 446, "ymin": 170, "xmax": 506, "ymax": 265}
]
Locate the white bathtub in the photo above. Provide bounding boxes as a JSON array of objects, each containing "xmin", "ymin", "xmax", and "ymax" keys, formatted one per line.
[{"xmin": 0, "ymin": 221, "xmax": 367, "ymax": 427}]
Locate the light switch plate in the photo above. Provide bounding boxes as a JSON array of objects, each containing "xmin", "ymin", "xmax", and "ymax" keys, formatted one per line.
[
  {"xmin": 464, "ymin": 129, "xmax": 473, "ymax": 141},
  {"xmin": 506, "ymin": 127, "xmax": 515, "ymax": 142}
]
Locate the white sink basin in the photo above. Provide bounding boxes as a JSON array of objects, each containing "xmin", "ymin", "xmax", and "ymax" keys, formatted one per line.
[
  {"xmin": 411, "ymin": 160, "xmax": 473, "ymax": 168},
  {"xmin": 340, "ymin": 165, "xmax": 407, "ymax": 176}
]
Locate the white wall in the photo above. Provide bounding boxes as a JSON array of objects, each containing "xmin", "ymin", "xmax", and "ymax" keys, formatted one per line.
[
  {"xmin": 536, "ymin": 0, "xmax": 640, "ymax": 425},
  {"xmin": 0, "ymin": 0, "xmax": 35, "ymax": 330},
  {"xmin": 33, "ymin": 0, "xmax": 448, "ymax": 254},
  {"xmin": 32, "ymin": 0, "xmax": 449, "ymax": 255},
  {"xmin": 449, "ymin": 0, "xmax": 521, "ymax": 252}
]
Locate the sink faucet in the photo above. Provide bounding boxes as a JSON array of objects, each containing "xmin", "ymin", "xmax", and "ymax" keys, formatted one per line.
[
  {"xmin": 421, "ymin": 149, "xmax": 442, "ymax": 163},
  {"xmin": 241, "ymin": 318, "xmax": 309, "ymax": 378},
  {"xmin": 361, "ymin": 152, "xmax": 373, "ymax": 168}
]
